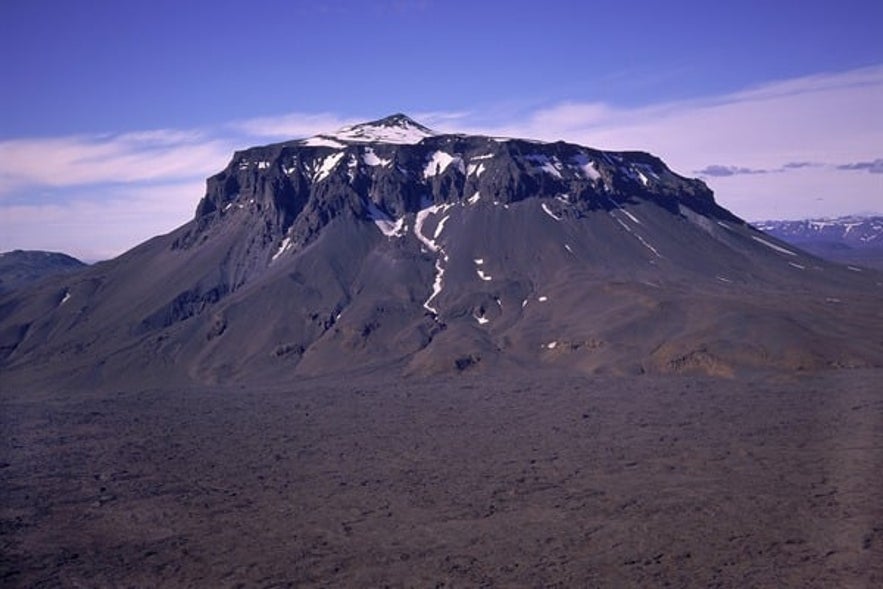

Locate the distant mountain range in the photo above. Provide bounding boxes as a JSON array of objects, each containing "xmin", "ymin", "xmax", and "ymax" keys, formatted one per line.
[
  {"xmin": 1, "ymin": 114, "xmax": 881, "ymax": 390},
  {"xmin": 0, "ymin": 250, "xmax": 87, "ymax": 293},
  {"xmin": 753, "ymin": 216, "xmax": 883, "ymax": 268}
]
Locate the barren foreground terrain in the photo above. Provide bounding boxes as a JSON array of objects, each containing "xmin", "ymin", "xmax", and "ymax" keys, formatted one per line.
[{"xmin": 2, "ymin": 370, "xmax": 881, "ymax": 587}]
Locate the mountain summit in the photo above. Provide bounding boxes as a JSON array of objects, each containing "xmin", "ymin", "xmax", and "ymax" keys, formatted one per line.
[
  {"xmin": 1, "ymin": 115, "xmax": 881, "ymax": 387},
  {"xmin": 325, "ymin": 113, "xmax": 438, "ymax": 144}
]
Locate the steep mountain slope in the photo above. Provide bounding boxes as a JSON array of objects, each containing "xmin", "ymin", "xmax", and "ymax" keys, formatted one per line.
[
  {"xmin": 755, "ymin": 216, "xmax": 883, "ymax": 269},
  {"xmin": 2, "ymin": 115, "xmax": 882, "ymax": 389},
  {"xmin": 0, "ymin": 250, "xmax": 87, "ymax": 293}
]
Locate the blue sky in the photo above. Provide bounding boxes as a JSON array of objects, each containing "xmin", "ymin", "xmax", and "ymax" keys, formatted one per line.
[{"xmin": 1, "ymin": 0, "xmax": 881, "ymax": 260}]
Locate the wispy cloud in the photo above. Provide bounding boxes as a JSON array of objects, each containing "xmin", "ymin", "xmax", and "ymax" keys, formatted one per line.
[
  {"xmin": 782, "ymin": 161, "xmax": 822, "ymax": 170},
  {"xmin": 836, "ymin": 158, "xmax": 883, "ymax": 174},
  {"xmin": 0, "ymin": 129, "xmax": 231, "ymax": 196},
  {"xmin": 695, "ymin": 165, "xmax": 772, "ymax": 177}
]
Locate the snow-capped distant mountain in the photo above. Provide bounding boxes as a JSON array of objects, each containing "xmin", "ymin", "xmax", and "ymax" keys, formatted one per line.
[
  {"xmin": 754, "ymin": 216, "xmax": 883, "ymax": 247},
  {"xmin": 754, "ymin": 216, "xmax": 883, "ymax": 268},
  {"xmin": 3, "ymin": 114, "xmax": 882, "ymax": 389}
]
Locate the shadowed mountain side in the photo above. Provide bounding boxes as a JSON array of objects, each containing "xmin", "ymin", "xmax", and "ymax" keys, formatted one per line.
[{"xmin": 1, "ymin": 115, "xmax": 882, "ymax": 390}]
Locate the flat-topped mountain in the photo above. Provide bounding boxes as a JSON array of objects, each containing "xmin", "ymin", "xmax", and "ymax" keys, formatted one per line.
[{"xmin": 1, "ymin": 115, "xmax": 881, "ymax": 389}]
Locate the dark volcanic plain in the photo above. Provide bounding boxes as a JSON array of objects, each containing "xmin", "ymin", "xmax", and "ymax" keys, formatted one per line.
[{"xmin": 1, "ymin": 371, "xmax": 882, "ymax": 587}]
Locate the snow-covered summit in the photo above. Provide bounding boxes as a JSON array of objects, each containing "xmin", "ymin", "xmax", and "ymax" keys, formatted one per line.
[{"xmin": 306, "ymin": 113, "xmax": 437, "ymax": 146}]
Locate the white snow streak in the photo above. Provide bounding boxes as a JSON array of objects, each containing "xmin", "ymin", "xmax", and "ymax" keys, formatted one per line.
[
  {"xmin": 466, "ymin": 162, "xmax": 486, "ymax": 177},
  {"xmin": 314, "ymin": 152, "xmax": 345, "ymax": 182},
  {"xmin": 301, "ymin": 136, "xmax": 347, "ymax": 148},
  {"xmin": 423, "ymin": 258, "xmax": 445, "ymax": 314},
  {"xmin": 541, "ymin": 203, "xmax": 562, "ymax": 221},
  {"xmin": 635, "ymin": 234, "xmax": 662, "ymax": 258},
  {"xmin": 434, "ymin": 215, "xmax": 450, "ymax": 239},
  {"xmin": 272, "ymin": 237, "xmax": 292, "ymax": 261},
  {"xmin": 620, "ymin": 209, "xmax": 641, "ymax": 225},
  {"xmin": 750, "ymin": 235, "xmax": 798, "ymax": 256},
  {"xmin": 477, "ymin": 269, "xmax": 493, "ymax": 281},
  {"xmin": 468, "ymin": 191, "xmax": 481, "ymax": 204},
  {"xmin": 614, "ymin": 217, "xmax": 632, "ymax": 232},
  {"xmin": 60, "ymin": 291, "xmax": 71, "ymax": 305}
]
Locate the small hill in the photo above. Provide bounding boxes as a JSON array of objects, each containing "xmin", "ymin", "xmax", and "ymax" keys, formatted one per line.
[{"xmin": 0, "ymin": 250, "xmax": 87, "ymax": 293}]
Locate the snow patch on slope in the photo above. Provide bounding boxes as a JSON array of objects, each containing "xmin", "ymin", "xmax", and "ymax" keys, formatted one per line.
[
  {"xmin": 314, "ymin": 152, "xmax": 345, "ymax": 182},
  {"xmin": 424, "ymin": 151, "xmax": 465, "ymax": 179},
  {"xmin": 572, "ymin": 154, "xmax": 601, "ymax": 181},
  {"xmin": 362, "ymin": 147, "xmax": 391, "ymax": 167},
  {"xmin": 272, "ymin": 237, "xmax": 293, "ymax": 261},
  {"xmin": 466, "ymin": 162, "xmax": 486, "ymax": 177},
  {"xmin": 367, "ymin": 202, "xmax": 406, "ymax": 237},
  {"xmin": 525, "ymin": 154, "xmax": 563, "ymax": 178},
  {"xmin": 301, "ymin": 136, "xmax": 347, "ymax": 149}
]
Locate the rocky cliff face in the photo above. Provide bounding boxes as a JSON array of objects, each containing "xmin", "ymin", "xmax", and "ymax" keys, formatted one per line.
[
  {"xmin": 2, "ymin": 115, "xmax": 882, "ymax": 389},
  {"xmin": 174, "ymin": 114, "xmax": 724, "ymax": 277}
]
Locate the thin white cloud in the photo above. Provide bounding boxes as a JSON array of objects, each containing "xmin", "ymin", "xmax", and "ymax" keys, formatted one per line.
[{"xmin": 0, "ymin": 129, "xmax": 231, "ymax": 196}]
